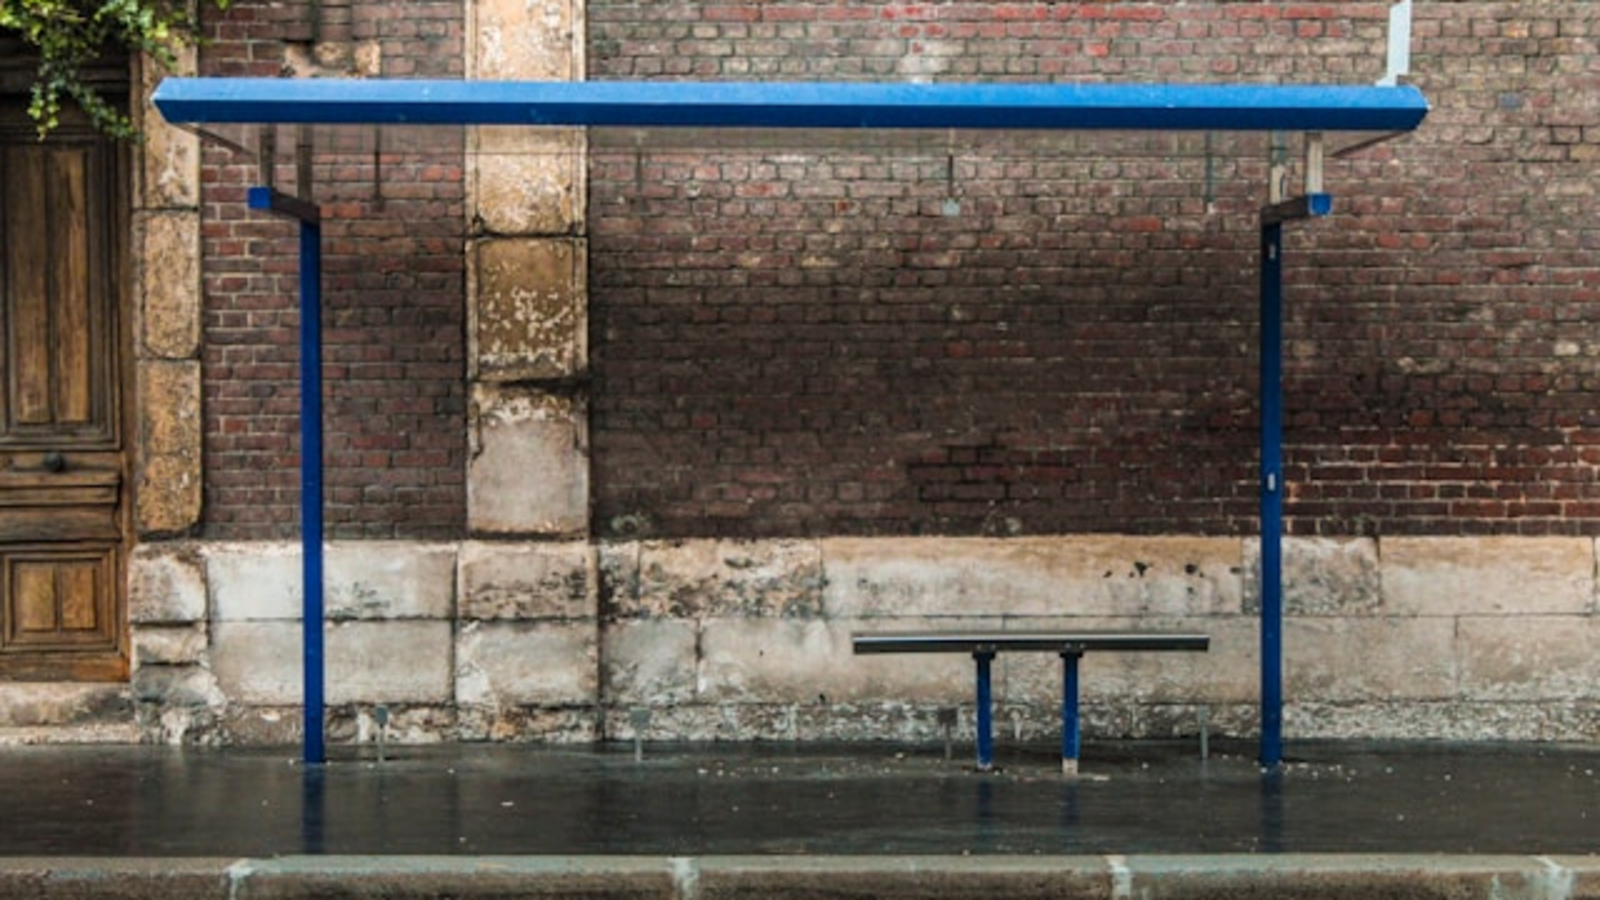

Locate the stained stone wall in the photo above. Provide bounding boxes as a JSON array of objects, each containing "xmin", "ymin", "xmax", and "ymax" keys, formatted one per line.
[
  {"xmin": 602, "ymin": 535, "xmax": 1600, "ymax": 743},
  {"xmin": 456, "ymin": 542, "xmax": 600, "ymax": 741},
  {"xmin": 38, "ymin": 535, "xmax": 1583, "ymax": 747}
]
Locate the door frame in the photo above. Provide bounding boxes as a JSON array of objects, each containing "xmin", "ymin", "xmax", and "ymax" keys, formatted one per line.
[{"xmin": 0, "ymin": 83, "xmax": 135, "ymax": 682}]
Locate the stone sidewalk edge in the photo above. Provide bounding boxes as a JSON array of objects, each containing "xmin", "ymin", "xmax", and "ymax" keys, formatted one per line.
[{"xmin": 0, "ymin": 854, "xmax": 1596, "ymax": 899}]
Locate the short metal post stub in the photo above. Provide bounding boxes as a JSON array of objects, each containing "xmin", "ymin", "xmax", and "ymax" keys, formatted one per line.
[
  {"xmin": 1060, "ymin": 646, "xmax": 1084, "ymax": 778},
  {"xmin": 973, "ymin": 649, "xmax": 997, "ymax": 772}
]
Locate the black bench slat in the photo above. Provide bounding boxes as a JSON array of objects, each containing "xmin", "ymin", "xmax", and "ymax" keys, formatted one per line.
[{"xmin": 852, "ymin": 630, "xmax": 1209, "ymax": 655}]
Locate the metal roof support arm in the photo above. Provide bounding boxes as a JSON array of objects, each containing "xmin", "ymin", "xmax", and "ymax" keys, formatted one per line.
[
  {"xmin": 1258, "ymin": 130, "xmax": 1333, "ymax": 767},
  {"xmin": 246, "ymin": 174, "xmax": 326, "ymax": 767}
]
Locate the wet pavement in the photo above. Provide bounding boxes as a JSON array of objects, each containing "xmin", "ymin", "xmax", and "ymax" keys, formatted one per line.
[{"xmin": 1, "ymin": 739, "xmax": 1597, "ymax": 858}]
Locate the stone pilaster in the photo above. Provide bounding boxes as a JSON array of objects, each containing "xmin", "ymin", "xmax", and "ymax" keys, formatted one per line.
[
  {"xmin": 132, "ymin": 49, "xmax": 203, "ymax": 537},
  {"xmin": 465, "ymin": 0, "xmax": 588, "ymax": 538},
  {"xmin": 463, "ymin": 0, "xmax": 591, "ymax": 735}
]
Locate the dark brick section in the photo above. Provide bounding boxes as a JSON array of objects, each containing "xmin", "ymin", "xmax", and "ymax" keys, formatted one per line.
[
  {"xmin": 588, "ymin": 2, "xmax": 1600, "ymax": 538},
  {"xmin": 590, "ymin": 144, "xmax": 1268, "ymax": 537},
  {"xmin": 199, "ymin": 1, "xmax": 468, "ymax": 540}
]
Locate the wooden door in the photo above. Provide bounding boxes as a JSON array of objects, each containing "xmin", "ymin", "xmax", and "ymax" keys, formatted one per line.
[{"xmin": 0, "ymin": 105, "xmax": 129, "ymax": 681}]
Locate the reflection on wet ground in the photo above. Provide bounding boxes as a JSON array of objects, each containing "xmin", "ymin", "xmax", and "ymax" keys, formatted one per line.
[{"xmin": 0, "ymin": 740, "xmax": 1595, "ymax": 856}]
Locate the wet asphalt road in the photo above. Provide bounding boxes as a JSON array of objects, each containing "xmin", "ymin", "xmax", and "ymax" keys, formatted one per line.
[{"xmin": 0, "ymin": 740, "xmax": 1595, "ymax": 857}]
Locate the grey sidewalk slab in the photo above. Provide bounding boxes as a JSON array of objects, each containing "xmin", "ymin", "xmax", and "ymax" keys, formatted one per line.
[{"xmin": 2, "ymin": 855, "xmax": 1600, "ymax": 900}]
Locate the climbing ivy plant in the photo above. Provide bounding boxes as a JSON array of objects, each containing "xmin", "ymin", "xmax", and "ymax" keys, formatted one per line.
[{"xmin": 1, "ymin": 0, "xmax": 217, "ymax": 138}]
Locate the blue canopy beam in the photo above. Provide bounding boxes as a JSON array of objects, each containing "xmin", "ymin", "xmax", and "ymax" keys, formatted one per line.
[{"xmin": 153, "ymin": 78, "xmax": 1428, "ymax": 133}]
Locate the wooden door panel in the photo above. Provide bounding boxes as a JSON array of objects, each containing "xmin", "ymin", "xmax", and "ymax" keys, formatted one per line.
[
  {"xmin": 1, "ymin": 139, "xmax": 116, "ymax": 446},
  {"xmin": 0, "ymin": 106, "xmax": 128, "ymax": 682},
  {"xmin": 49, "ymin": 145, "xmax": 95, "ymax": 426},
  {"xmin": 59, "ymin": 562, "xmax": 100, "ymax": 631},
  {"xmin": 3, "ymin": 144, "xmax": 52, "ymax": 427},
  {"xmin": 13, "ymin": 564, "xmax": 55, "ymax": 633},
  {"xmin": 0, "ymin": 510, "xmax": 120, "ymax": 544},
  {"xmin": 3, "ymin": 548, "xmax": 116, "ymax": 648}
]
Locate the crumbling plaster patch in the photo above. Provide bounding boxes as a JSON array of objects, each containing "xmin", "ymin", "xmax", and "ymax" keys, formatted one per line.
[
  {"xmin": 467, "ymin": 387, "xmax": 589, "ymax": 535},
  {"xmin": 470, "ymin": 237, "xmax": 588, "ymax": 380}
]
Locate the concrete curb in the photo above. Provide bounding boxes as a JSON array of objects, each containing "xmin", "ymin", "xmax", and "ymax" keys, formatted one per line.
[{"xmin": 0, "ymin": 855, "xmax": 1596, "ymax": 900}]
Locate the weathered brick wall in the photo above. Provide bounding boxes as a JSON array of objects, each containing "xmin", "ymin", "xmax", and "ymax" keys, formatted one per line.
[
  {"xmin": 588, "ymin": 2, "xmax": 1600, "ymax": 540},
  {"xmin": 1285, "ymin": 4, "xmax": 1600, "ymax": 536},
  {"xmin": 198, "ymin": 0, "xmax": 468, "ymax": 540}
]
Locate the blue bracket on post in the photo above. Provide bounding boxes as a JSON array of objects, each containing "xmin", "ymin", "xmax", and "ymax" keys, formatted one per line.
[
  {"xmin": 1258, "ymin": 191, "xmax": 1330, "ymax": 769},
  {"xmin": 248, "ymin": 185, "xmax": 325, "ymax": 766},
  {"xmin": 973, "ymin": 648, "xmax": 997, "ymax": 772}
]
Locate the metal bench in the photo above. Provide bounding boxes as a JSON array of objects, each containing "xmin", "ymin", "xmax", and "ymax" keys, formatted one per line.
[{"xmin": 852, "ymin": 630, "xmax": 1210, "ymax": 775}]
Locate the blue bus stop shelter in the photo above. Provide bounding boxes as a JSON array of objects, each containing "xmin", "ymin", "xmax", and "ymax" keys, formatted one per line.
[{"xmin": 152, "ymin": 77, "xmax": 1429, "ymax": 769}]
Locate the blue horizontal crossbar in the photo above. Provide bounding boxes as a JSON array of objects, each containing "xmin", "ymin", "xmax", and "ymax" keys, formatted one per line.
[{"xmin": 153, "ymin": 78, "xmax": 1428, "ymax": 132}]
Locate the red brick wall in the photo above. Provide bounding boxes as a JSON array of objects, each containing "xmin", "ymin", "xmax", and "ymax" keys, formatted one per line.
[
  {"xmin": 198, "ymin": 0, "xmax": 468, "ymax": 540},
  {"xmin": 588, "ymin": 2, "xmax": 1600, "ymax": 539}
]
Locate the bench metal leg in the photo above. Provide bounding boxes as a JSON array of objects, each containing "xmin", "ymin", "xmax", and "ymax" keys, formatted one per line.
[
  {"xmin": 1060, "ymin": 648, "xmax": 1083, "ymax": 776},
  {"xmin": 973, "ymin": 649, "xmax": 996, "ymax": 772}
]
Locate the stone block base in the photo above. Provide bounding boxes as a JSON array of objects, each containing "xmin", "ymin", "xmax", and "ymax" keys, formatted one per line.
[{"xmin": 7, "ymin": 534, "xmax": 1588, "ymax": 747}]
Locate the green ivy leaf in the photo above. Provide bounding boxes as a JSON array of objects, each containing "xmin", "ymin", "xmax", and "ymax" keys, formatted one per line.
[{"xmin": 4, "ymin": 0, "xmax": 213, "ymax": 138}]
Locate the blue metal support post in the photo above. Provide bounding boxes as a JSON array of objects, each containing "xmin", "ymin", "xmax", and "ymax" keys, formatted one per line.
[
  {"xmin": 973, "ymin": 649, "xmax": 996, "ymax": 771},
  {"xmin": 299, "ymin": 219, "xmax": 325, "ymax": 766},
  {"xmin": 1258, "ymin": 124, "xmax": 1337, "ymax": 767},
  {"xmin": 248, "ymin": 185, "xmax": 325, "ymax": 766},
  {"xmin": 1259, "ymin": 221, "xmax": 1285, "ymax": 769},
  {"xmin": 1258, "ymin": 185, "xmax": 1329, "ymax": 769},
  {"xmin": 1060, "ymin": 647, "xmax": 1083, "ymax": 776}
]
